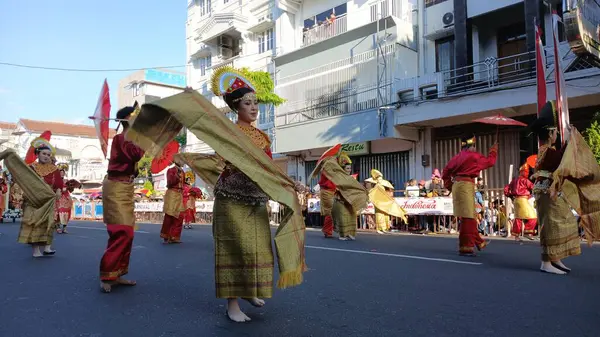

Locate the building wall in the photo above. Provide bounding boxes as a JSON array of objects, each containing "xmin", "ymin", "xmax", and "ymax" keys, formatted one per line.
[{"xmin": 467, "ymin": 0, "xmax": 522, "ymax": 18}]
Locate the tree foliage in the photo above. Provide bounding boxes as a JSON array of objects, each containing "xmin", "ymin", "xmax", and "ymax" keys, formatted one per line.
[
  {"xmin": 584, "ymin": 112, "xmax": 600, "ymax": 164},
  {"xmin": 239, "ymin": 68, "xmax": 286, "ymax": 106},
  {"xmin": 137, "ymin": 154, "xmax": 153, "ymax": 182}
]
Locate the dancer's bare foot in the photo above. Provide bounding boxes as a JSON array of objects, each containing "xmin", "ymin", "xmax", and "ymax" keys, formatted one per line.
[
  {"xmin": 100, "ymin": 282, "xmax": 113, "ymax": 293},
  {"xmin": 243, "ymin": 297, "xmax": 265, "ymax": 308},
  {"xmin": 115, "ymin": 278, "xmax": 136, "ymax": 286},
  {"xmin": 227, "ymin": 298, "xmax": 251, "ymax": 322}
]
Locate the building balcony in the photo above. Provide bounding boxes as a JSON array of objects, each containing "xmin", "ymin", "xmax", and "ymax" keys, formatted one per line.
[
  {"xmin": 395, "ymin": 41, "xmax": 599, "ymax": 106},
  {"xmin": 393, "ymin": 42, "xmax": 600, "ymax": 128},
  {"xmin": 301, "ymin": 0, "xmax": 414, "ymax": 48},
  {"xmin": 275, "ymin": 43, "xmax": 415, "ymax": 126}
]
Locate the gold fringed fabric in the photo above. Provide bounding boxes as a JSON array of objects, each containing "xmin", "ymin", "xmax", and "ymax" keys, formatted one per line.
[
  {"xmin": 551, "ymin": 128, "xmax": 600, "ymax": 245},
  {"xmin": 102, "ymin": 178, "xmax": 135, "ymax": 227},
  {"xmin": 0, "ymin": 150, "xmax": 56, "ymax": 244},
  {"xmin": 452, "ymin": 181, "xmax": 476, "ymax": 218},
  {"xmin": 126, "ymin": 91, "xmax": 306, "ymax": 289},
  {"xmin": 320, "ymin": 157, "xmax": 368, "ymax": 214},
  {"xmin": 163, "ymin": 189, "xmax": 184, "ymax": 217},
  {"xmin": 320, "ymin": 189, "xmax": 334, "ymax": 216},
  {"xmin": 369, "ymin": 185, "xmax": 407, "ymax": 222},
  {"xmin": 175, "ymin": 153, "xmax": 225, "ymax": 188}
]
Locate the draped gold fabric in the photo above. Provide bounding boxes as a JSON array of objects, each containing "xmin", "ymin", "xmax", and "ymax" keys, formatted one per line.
[
  {"xmin": 0, "ymin": 150, "xmax": 56, "ymax": 244},
  {"xmin": 319, "ymin": 157, "xmax": 368, "ymax": 214},
  {"xmin": 535, "ymin": 193, "xmax": 581, "ymax": 261},
  {"xmin": 551, "ymin": 128, "xmax": 600, "ymax": 245},
  {"xmin": 163, "ymin": 189, "xmax": 184, "ymax": 217},
  {"xmin": 332, "ymin": 199, "xmax": 356, "ymax": 237},
  {"xmin": 452, "ymin": 181, "xmax": 475, "ymax": 218},
  {"xmin": 102, "ymin": 178, "xmax": 135, "ymax": 227},
  {"xmin": 319, "ymin": 189, "xmax": 334, "ymax": 216},
  {"xmin": 513, "ymin": 196, "xmax": 536, "ymax": 220},
  {"xmin": 369, "ymin": 185, "xmax": 407, "ymax": 222},
  {"xmin": 175, "ymin": 153, "xmax": 224, "ymax": 188},
  {"xmin": 125, "ymin": 91, "xmax": 306, "ymax": 289}
]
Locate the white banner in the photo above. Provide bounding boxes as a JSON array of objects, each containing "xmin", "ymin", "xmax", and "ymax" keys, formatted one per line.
[
  {"xmin": 305, "ymin": 197, "xmax": 454, "ymax": 215},
  {"xmin": 133, "ymin": 200, "xmax": 279, "ymax": 213}
]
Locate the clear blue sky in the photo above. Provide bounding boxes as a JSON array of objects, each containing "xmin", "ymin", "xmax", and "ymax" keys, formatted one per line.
[{"xmin": 0, "ymin": 0, "xmax": 186, "ymax": 125}]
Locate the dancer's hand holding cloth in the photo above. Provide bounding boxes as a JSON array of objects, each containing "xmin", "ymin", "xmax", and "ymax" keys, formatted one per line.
[{"xmin": 125, "ymin": 89, "xmax": 307, "ymax": 288}]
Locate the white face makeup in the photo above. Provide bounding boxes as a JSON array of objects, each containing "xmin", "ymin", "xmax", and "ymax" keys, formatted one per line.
[
  {"xmin": 37, "ymin": 149, "xmax": 52, "ymax": 164},
  {"xmin": 236, "ymin": 93, "xmax": 259, "ymax": 124}
]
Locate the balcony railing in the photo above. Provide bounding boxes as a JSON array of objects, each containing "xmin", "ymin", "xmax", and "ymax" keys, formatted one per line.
[
  {"xmin": 275, "ymin": 44, "xmax": 399, "ymax": 125},
  {"xmin": 301, "ymin": 0, "xmax": 414, "ymax": 48},
  {"xmin": 395, "ymin": 41, "xmax": 599, "ymax": 105}
]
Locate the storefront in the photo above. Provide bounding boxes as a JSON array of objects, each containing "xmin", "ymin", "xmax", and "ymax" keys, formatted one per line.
[{"xmin": 303, "ymin": 139, "xmax": 412, "ymax": 195}]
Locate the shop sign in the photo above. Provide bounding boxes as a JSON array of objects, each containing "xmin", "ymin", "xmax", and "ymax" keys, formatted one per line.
[
  {"xmin": 341, "ymin": 142, "xmax": 369, "ymax": 156},
  {"xmin": 566, "ymin": 0, "xmax": 600, "ymax": 62}
]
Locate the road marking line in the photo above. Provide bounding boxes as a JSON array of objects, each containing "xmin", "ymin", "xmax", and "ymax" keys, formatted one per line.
[
  {"xmin": 67, "ymin": 225, "xmax": 150, "ymax": 234},
  {"xmin": 305, "ymin": 245, "xmax": 482, "ymax": 265}
]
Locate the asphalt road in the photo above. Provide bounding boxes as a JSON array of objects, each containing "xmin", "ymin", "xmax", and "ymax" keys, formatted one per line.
[{"xmin": 1, "ymin": 221, "xmax": 599, "ymax": 337}]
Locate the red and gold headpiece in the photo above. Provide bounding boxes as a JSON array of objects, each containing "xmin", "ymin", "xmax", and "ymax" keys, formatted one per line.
[
  {"xmin": 211, "ymin": 66, "xmax": 257, "ymax": 109},
  {"xmin": 461, "ymin": 135, "xmax": 476, "ymax": 147}
]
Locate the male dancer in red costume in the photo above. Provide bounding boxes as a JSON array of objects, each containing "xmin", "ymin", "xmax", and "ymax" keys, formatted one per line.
[
  {"xmin": 504, "ymin": 163, "xmax": 537, "ymax": 240},
  {"xmin": 99, "ymin": 105, "xmax": 145, "ymax": 293},
  {"xmin": 160, "ymin": 159, "xmax": 185, "ymax": 243},
  {"xmin": 442, "ymin": 135, "xmax": 497, "ymax": 256}
]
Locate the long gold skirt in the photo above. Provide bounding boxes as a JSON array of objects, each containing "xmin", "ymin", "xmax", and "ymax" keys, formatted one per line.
[
  {"xmin": 452, "ymin": 181, "xmax": 475, "ymax": 218},
  {"xmin": 514, "ymin": 196, "xmax": 536, "ymax": 220},
  {"xmin": 18, "ymin": 201, "xmax": 55, "ymax": 245},
  {"xmin": 375, "ymin": 211, "xmax": 390, "ymax": 232},
  {"xmin": 102, "ymin": 178, "xmax": 135, "ymax": 226},
  {"xmin": 333, "ymin": 199, "xmax": 356, "ymax": 237},
  {"xmin": 320, "ymin": 189, "xmax": 334, "ymax": 216},
  {"xmin": 213, "ymin": 197, "xmax": 274, "ymax": 298},
  {"xmin": 535, "ymin": 193, "xmax": 581, "ymax": 261}
]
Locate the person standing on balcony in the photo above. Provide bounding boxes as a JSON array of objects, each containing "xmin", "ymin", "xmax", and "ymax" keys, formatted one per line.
[
  {"xmin": 160, "ymin": 158, "xmax": 186, "ymax": 243},
  {"xmin": 442, "ymin": 135, "xmax": 497, "ymax": 256},
  {"xmin": 504, "ymin": 163, "xmax": 537, "ymax": 241},
  {"xmin": 99, "ymin": 105, "xmax": 145, "ymax": 293}
]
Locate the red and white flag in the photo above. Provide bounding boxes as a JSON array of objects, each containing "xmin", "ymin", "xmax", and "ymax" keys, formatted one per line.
[
  {"xmin": 535, "ymin": 21, "xmax": 547, "ymax": 147},
  {"xmin": 552, "ymin": 12, "xmax": 570, "ymax": 145},
  {"xmin": 93, "ymin": 79, "xmax": 111, "ymax": 158}
]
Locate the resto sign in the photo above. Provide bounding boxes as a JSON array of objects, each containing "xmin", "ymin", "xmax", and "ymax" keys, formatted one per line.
[
  {"xmin": 341, "ymin": 142, "xmax": 369, "ymax": 156},
  {"xmin": 566, "ymin": 0, "xmax": 600, "ymax": 62}
]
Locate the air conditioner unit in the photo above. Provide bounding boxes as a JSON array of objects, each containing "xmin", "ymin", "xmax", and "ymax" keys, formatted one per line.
[
  {"xmin": 442, "ymin": 12, "xmax": 454, "ymax": 27},
  {"xmin": 219, "ymin": 35, "xmax": 233, "ymax": 48},
  {"xmin": 219, "ymin": 47, "xmax": 234, "ymax": 59}
]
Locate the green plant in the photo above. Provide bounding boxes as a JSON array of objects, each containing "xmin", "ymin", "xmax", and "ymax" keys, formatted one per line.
[
  {"xmin": 137, "ymin": 154, "xmax": 153, "ymax": 182},
  {"xmin": 239, "ymin": 68, "xmax": 286, "ymax": 106},
  {"xmin": 584, "ymin": 112, "xmax": 600, "ymax": 164}
]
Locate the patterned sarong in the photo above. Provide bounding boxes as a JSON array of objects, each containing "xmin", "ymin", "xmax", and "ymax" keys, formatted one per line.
[
  {"xmin": 452, "ymin": 181, "xmax": 476, "ymax": 218},
  {"xmin": 333, "ymin": 198, "xmax": 357, "ymax": 237},
  {"xmin": 213, "ymin": 197, "xmax": 274, "ymax": 298}
]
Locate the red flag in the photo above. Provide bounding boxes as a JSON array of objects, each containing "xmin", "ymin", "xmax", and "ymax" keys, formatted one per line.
[
  {"xmin": 552, "ymin": 12, "xmax": 570, "ymax": 145},
  {"xmin": 535, "ymin": 22, "xmax": 547, "ymax": 147},
  {"xmin": 93, "ymin": 79, "xmax": 111, "ymax": 158},
  {"xmin": 24, "ymin": 131, "xmax": 52, "ymax": 165}
]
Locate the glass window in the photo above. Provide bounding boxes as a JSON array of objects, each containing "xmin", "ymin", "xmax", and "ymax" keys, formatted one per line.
[
  {"xmin": 199, "ymin": 0, "xmax": 211, "ymax": 16},
  {"xmin": 435, "ymin": 37, "xmax": 455, "ymax": 72},
  {"xmin": 425, "ymin": 0, "xmax": 449, "ymax": 8},
  {"xmin": 334, "ymin": 3, "xmax": 347, "ymax": 16},
  {"xmin": 258, "ymin": 28, "xmax": 274, "ymax": 54},
  {"xmin": 304, "ymin": 18, "xmax": 315, "ymax": 28}
]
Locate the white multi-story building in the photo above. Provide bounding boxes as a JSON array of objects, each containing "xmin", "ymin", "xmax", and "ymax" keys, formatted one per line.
[
  {"xmin": 117, "ymin": 69, "xmax": 186, "ymax": 109},
  {"xmin": 186, "ymin": 0, "xmax": 600, "ymax": 194}
]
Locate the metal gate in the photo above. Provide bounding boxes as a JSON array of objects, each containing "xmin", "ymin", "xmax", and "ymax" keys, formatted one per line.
[
  {"xmin": 433, "ymin": 131, "xmax": 520, "ymax": 191},
  {"xmin": 304, "ymin": 151, "xmax": 410, "ymax": 195}
]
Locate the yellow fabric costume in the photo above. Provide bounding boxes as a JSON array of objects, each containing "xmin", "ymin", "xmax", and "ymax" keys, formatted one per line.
[
  {"xmin": 126, "ymin": 89, "xmax": 305, "ymax": 290},
  {"xmin": 0, "ymin": 149, "xmax": 57, "ymax": 244},
  {"xmin": 366, "ymin": 169, "xmax": 406, "ymax": 231}
]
